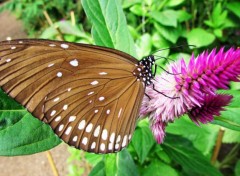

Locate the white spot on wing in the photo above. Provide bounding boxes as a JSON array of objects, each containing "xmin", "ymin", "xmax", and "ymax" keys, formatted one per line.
[
  {"xmin": 69, "ymin": 116, "xmax": 76, "ymax": 122},
  {"xmin": 70, "ymin": 59, "xmax": 79, "ymax": 67},
  {"xmin": 91, "ymin": 80, "xmax": 99, "ymax": 85},
  {"xmin": 129, "ymin": 134, "xmax": 132, "ymax": 140},
  {"xmin": 82, "ymin": 137, "xmax": 88, "ymax": 145},
  {"xmin": 110, "ymin": 133, "xmax": 115, "ymax": 143},
  {"xmin": 94, "ymin": 109, "xmax": 98, "ymax": 113},
  {"xmin": 6, "ymin": 58, "xmax": 11, "ymax": 62},
  {"xmin": 78, "ymin": 120, "xmax": 86, "ymax": 130},
  {"xmin": 102, "ymin": 129, "xmax": 108, "ymax": 140},
  {"xmin": 50, "ymin": 110, "xmax": 56, "ymax": 116},
  {"xmin": 94, "ymin": 125, "xmax": 100, "ymax": 137},
  {"xmin": 67, "ymin": 88, "xmax": 71, "ymax": 92},
  {"xmin": 11, "ymin": 46, "xmax": 16, "ymax": 50},
  {"xmin": 73, "ymin": 136, "xmax": 78, "ymax": 142},
  {"xmin": 108, "ymin": 143, "xmax": 113, "ymax": 150},
  {"xmin": 48, "ymin": 63, "xmax": 54, "ymax": 67},
  {"xmin": 86, "ymin": 123, "xmax": 93, "ymax": 132},
  {"xmin": 115, "ymin": 143, "xmax": 120, "ymax": 150},
  {"xmin": 63, "ymin": 104, "xmax": 68, "ymax": 110},
  {"xmin": 118, "ymin": 108, "xmax": 122, "ymax": 118},
  {"xmin": 106, "ymin": 109, "xmax": 110, "ymax": 114},
  {"xmin": 100, "ymin": 143, "xmax": 105, "ymax": 151},
  {"xmin": 59, "ymin": 124, "xmax": 64, "ymax": 131},
  {"xmin": 49, "ymin": 44, "xmax": 56, "ymax": 47},
  {"xmin": 53, "ymin": 97, "xmax": 60, "ymax": 102},
  {"xmin": 88, "ymin": 91, "xmax": 94, "ymax": 95},
  {"xmin": 55, "ymin": 116, "xmax": 61, "ymax": 122},
  {"xmin": 122, "ymin": 135, "xmax": 128, "ymax": 147},
  {"xmin": 116, "ymin": 135, "xmax": 121, "ymax": 143},
  {"xmin": 99, "ymin": 97, "xmax": 105, "ymax": 101},
  {"xmin": 91, "ymin": 142, "xmax": 96, "ymax": 149},
  {"xmin": 65, "ymin": 126, "xmax": 72, "ymax": 135},
  {"xmin": 99, "ymin": 72, "xmax": 107, "ymax": 75},
  {"xmin": 61, "ymin": 43, "xmax": 69, "ymax": 49},
  {"xmin": 57, "ymin": 72, "xmax": 62, "ymax": 77}
]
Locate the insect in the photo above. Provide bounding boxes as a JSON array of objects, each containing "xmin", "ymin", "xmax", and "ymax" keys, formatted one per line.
[{"xmin": 0, "ymin": 39, "xmax": 155, "ymax": 153}]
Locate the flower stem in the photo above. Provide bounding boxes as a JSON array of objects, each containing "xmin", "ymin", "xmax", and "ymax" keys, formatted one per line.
[
  {"xmin": 211, "ymin": 127, "xmax": 225, "ymax": 164},
  {"xmin": 46, "ymin": 150, "xmax": 59, "ymax": 176},
  {"xmin": 43, "ymin": 10, "xmax": 64, "ymax": 41}
]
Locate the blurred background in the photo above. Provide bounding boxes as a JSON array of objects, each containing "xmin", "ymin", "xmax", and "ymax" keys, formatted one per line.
[{"xmin": 0, "ymin": 0, "xmax": 239, "ymax": 176}]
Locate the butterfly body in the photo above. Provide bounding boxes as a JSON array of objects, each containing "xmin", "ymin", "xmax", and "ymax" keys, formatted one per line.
[{"xmin": 0, "ymin": 39, "xmax": 155, "ymax": 153}]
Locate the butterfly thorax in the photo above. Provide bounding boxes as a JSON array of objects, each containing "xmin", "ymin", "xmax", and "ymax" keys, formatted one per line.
[{"xmin": 133, "ymin": 55, "xmax": 155, "ymax": 85}]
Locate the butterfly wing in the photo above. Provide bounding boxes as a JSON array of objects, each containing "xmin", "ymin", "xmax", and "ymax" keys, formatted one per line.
[{"xmin": 0, "ymin": 39, "xmax": 144, "ymax": 153}]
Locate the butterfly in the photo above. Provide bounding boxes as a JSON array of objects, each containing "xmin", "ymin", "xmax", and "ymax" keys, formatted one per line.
[{"xmin": 0, "ymin": 39, "xmax": 155, "ymax": 153}]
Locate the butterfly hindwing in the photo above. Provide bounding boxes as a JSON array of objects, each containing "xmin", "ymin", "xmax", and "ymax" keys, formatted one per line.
[{"xmin": 0, "ymin": 39, "xmax": 145, "ymax": 153}]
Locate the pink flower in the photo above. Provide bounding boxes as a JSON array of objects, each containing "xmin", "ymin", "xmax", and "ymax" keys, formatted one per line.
[
  {"xmin": 141, "ymin": 47, "xmax": 240, "ymax": 143},
  {"xmin": 188, "ymin": 94, "xmax": 233, "ymax": 125}
]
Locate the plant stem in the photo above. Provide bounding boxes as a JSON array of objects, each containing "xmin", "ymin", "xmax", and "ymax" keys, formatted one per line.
[
  {"xmin": 46, "ymin": 150, "xmax": 59, "ymax": 176},
  {"xmin": 211, "ymin": 127, "xmax": 225, "ymax": 164},
  {"xmin": 43, "ymin": 10, "xmax": 64, "ymax": 41},
  {"xmin": 70, "ymin": 11, "xmax": 76, "ymax": 26}
]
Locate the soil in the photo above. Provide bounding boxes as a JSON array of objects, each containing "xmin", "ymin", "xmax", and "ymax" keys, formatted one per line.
[{"xmin": 0, "ymin": 11, "xmax": 70, "ymax": 176}]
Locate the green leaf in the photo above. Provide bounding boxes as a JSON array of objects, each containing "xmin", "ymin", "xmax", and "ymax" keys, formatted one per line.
[
  {"xmin": 186, "ymin": 28, "xmax": 215, "ymax": 47},
  {"xmin": 162, "ymin": 134, "xmax": 222, "ymax": 176},
  {"xmin": 151, "ymin": 32, "xmax": 170, "ymax": 58},
  {"xmin": 85, "ymin": 153, "xmax": 103, "ymax": 166},
  {"xmin": 212, "ymin": 3, "xmax": 227, "ymax": 28},
  {"xmin": 90, "ymin": 150, "xmax": 138, "ymax": 176},
  {"xmin": 115, "ymin": 150, "xmax": 138, "ymax": 176},
  {"xmin": 89, "ymin": 161, "xmax": 106, "ymax": 176},
  {"xmin": 0, "ymin": 90, "xmax": 61, "ymax": 156},
  {"xmin": 122, "ymin": 0, "xmax": 141, "ymax": 9},
  {"xmin": 0, "ymin": 112, "xmax": 61, "ymax": 156},
  {"xmin": 41, "ymin": 21, "xmax": 93, "ymax": 43},
  {"xmin": 235, "ymin": 160, "xmax": 240, "ymax": 176},
  {"xmin": 135, "ymin": 33, "xmax": 152, "ymax": 58},
  {"xmin": 166, "ymin": 116, "xmax": 219, "ymax": 156},
  {"xmin": 212, "ymin": 90, "xmax": 240, "ymax": 131},
  {"xmin": 82, "ymin": 0, "xmax": 136, "ymax": 57},
  {"xmin": 213, "ymin": 29, "xmax": 223, "ymax": 38},
  {"xmin": 204, "ymin": 3, "xmax": 228, "ymax": 29},
  {"xmin": 223, "ymin": 128, "xmax": 240, "ymax": 143},
  {"xmin": 230, "ymin": 82, "xmax": 240, "ymax": 90},
  {"xmin": 131, "ymin": 120, "xmax": 155, "ymax": 163},
  {"xmin": 165, "ymin": 0, "xmax": 185, "ymax": 7},
  {"xmin": 143, "ymin": 159, "xmax": 179, "ymax": 176},
  {"xmin": 227, "ymin": 2, "xmax": 240, "ymax": 18},
  {"xmin": 154, "ymin": 23, "xmax": 182, "ymax": 43},
  {"xmin": 129, "ymin": 4, "xmax": 147, "ymax": 16},
  {"xmin": 176, "ymin": 10, "xmax": 192, "ymax": 22},
  {"xmin": 150, "ymin": 10, "xmax": 178, "ymax": 27}
]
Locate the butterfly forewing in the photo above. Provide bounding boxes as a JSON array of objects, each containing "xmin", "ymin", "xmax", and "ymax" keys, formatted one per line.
[{"xmin": 0, "ymin": 39, "xmax": 145, "ymax": 153}]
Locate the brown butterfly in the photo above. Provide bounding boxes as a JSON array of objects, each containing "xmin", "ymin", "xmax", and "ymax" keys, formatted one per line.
[{"xmin": 0, "ymin": 39, "xmax": 155, "ymax": 153}]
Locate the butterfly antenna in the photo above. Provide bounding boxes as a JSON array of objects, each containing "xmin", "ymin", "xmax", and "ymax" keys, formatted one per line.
[
  {"xmin": 155, "ymin": 64, "xmax": 181, "ymax": 75},
  {"xmin": 153, "ymin": 55, "xmax": 175, "ymax": 64},
  {"xmin": 150, "ymin": 44, "xmax": 196, "ymax": 55},
  {"xmin": 152, "ymin": 84, "xmax": 179, "ymax": 99}
]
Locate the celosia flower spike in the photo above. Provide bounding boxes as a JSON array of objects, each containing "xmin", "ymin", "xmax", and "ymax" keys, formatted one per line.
[{"xmin": 140, "ymin": 47, "xmax": 240, "ymax": 143}]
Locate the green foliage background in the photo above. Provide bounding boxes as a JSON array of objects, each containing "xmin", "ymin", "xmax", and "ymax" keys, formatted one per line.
[{"xmin": 0, "ymin": 0, "xmax": 240, "ymax": 175}]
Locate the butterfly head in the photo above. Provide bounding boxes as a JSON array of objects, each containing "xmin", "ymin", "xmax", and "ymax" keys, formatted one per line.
[{"xmin": 133, "ymin": 55, "xmax": 155, "ymax": 86}]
